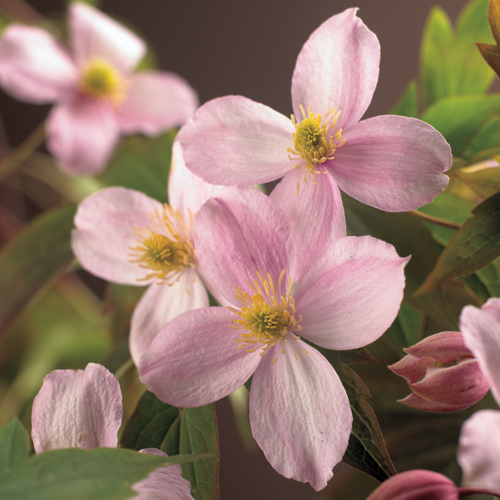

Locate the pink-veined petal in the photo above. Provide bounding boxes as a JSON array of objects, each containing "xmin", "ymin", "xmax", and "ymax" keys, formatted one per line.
[
  {"xmin": 458, "ymin": 410, "xmax": 500, "ymax": 491},
  {"xmin": 194, "ymin": 186, "xmax": 297, "ymax": 306},
  {"xmin": 0, "ymin": 24, "xmax": 77, "ymax": 103},
  {"xmin": 397, "ymin": 393, "xmax": 474, "ymax": 413},
  {"xmin": 47, "ymin": 98, "xmax": 120, "ymax": 175},
  {"xmin": 69, "ymin": 2, "xmax": 145, "ymax": 73},
  {"xmin": 270, "ymin": 169, "xmax": 346, "ymax": 279},
  {"xmin": 118, "ymin": 72, "xmax": 198, "ymax": 135},
  {"xmin": 404, "ymin": 331, "xmax": 472, "ymax": 362},
  {"xmin": 178, "ymin": 96, "xmax": 294, "ymax": 185},
  {"xmin": 168, "ymin": 141, "xmax": 223, "ymax": 218},
  {"xmin": 31, "ymin": 363, "xmax": 122, "ymax": 453},
  {"xmin": 331, "ymin": 115, "xmax": 451, "ymax": 211},
  {"xmin": 291, "ymin": 8, "xmax": 379, "ymax": 132},
  {"xmin": 129, "ymin": 270, "xmax": 208, "ymax": 366},
  {"xmin": 249, "ymin": 340, "xmax": 352, "ymax": 491},
  {"xmin": 72, "ymin": 187, "xmax": 163, "ymax": 285},
  {"xmin": 460, "ymin": 298, "xmax": 500, "ymax": 405},
  {"xmin": 131, "ymin": 449, "xmax": 194, "ymax": 500},
  {"xmin": 139, "ymin": 307, "xmax": 261, "ymax": 407},
  {"xmin": 294, "ymin": 236, "xmax": 408, "ymax": 350}
]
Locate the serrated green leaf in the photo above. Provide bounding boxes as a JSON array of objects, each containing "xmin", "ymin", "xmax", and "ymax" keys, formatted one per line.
[
  {"xmin": 417, "ymin": 192, "xmax": 500, "ymax": 294},
  {"xmin": 121, "ymin": 391, "xmax": 219, "ymax": 500},
  {"xmin": 385, "ymin": 303, "xmax": 423, "ymax": 350},
  {"xmin": 0, "ymin": 418, "xmax": 29, "ymax": 476},
  {"xmin": 0, "ymin": 206, "xmax": 76, "ymax": 335},
  {"xmin": 390, "ymin": 80, "xmax": 418, "ymax": 117}
]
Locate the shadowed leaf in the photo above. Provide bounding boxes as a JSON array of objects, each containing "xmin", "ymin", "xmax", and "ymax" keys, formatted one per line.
[{"xmin": 0, "ymin": 418, "xmax": 29, "ymax": 477}]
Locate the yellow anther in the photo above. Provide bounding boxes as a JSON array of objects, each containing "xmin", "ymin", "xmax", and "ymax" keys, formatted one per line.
[{"xmin": 80, "ymin": 58, "xmax": 125, "ymax": 103}]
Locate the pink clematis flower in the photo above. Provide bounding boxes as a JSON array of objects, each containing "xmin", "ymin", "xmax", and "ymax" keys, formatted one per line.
[
  {"xmin": 138, "ymin": 185, "xmax": 408, "ymax": 490},
  {"xmin": 0, "ymin": 2, "xmax": 198, "ymax": 174},
  {"xmin": 177, "ymin": 8, "xmax": 451, "ymax": 271},
  {"xmin": 72, "ymin": 143, "xmax": 222, "ymax": 365},
  {"xmin": 31, "ymin": 363, "xmax": 194, "ymax": 500}
]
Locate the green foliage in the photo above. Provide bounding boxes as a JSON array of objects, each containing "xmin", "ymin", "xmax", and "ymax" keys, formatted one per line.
[
  {"xmin": 477, "ymin": 0, "xmax": 500, "ymax": 78},
  {"xmin": 385, "ymin": 303, "xmax": 423, "ymax": 351},
  {"xmin": 462, "ymin": 116, "xmax": 500, "ymax": 160},
  {"xmin": 453, "ymin": 161, "xmax": 500, "ymax": 199},
  {"xmin": 121, "ymin": 391, "xmax": 219, "ymax": 500},
  {"xmin": 0, "ymin": 418, "xmax": 29, "ymax": 476},
  {"xmin": 390, "ymin": 80, "xmax": 418, "ymax": 117}
]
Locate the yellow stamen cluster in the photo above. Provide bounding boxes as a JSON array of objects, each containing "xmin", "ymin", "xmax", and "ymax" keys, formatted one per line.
[
  {"xmin": 129, "ymin": 206, "xmax": 196, "ymax": 285},
  {"xmin": 79, "ymin": 58, "xmax": 125, "ymax": 103},
  {"xmin": 228, "ymin": 270, "xmax": 306, "ymax": 364},
  {"xmin": 287, "ymin": 105, "xmax": 345, "ymax": 195}
]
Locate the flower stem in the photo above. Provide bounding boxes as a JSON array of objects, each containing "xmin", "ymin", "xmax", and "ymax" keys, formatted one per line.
[{"xmin": 410, "ymin": 210, "xmax": 461, "ymax": 230}]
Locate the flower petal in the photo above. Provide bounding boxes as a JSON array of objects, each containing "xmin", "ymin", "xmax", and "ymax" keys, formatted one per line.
[
  {"xmin": 139, "ymin": 307, "xmax": 261, "ymax": 407},
  {"xmin": 69, "ymin": 2, "xmax": 145, "ymax": 73},
  {"xmin": 458, "ymin": 410, "xmax": 500, "ymax": 491},
  {"xmin": 331, "ymin": 115, "xmax": 451, "ymax": 211},
  {"xmin": 0, "ymin": 24, "xmax": 77, "ymax": 103},
  {"xmin": 177, "ymin": 96, "xmax": 294, "ymax": 185},
  {"xmin": 249, "ymin": 340, "xmax": 352, "ymax": 491},
  {"xmin": 31, "ymin": 363, "xmax": 122, "ymax": 453},
  {"xmin": 47, "ymin": 99, "xmax": 120, "ymax": 175},
  {"xmin": 117, "ymin": 72, "xmax": 198, "ymax": 135},
  {"xmin": 129, "ymin": 270, "xmax": 208, "ymax": 366},
  {"xmin": 131, "ymin": 449, "xmax": 194, "ymax": 500},
  {"xmin": 270, "ymin": 169, "xmax": 346, "ymax": 278},
  {"xmin": 460, "ymin": 298, "xmax": 500, "ymax": 405},
  {"xmin": 72, "ymin": 187, "xmax": 163, "ymax": 284},
  {"xmin": 194, "ymin": 186, "xmax": 297, "ymax": 305},
  {"xmin": 294, "ymin": 236, "xmax": 408, "ymax": 350},
  {"xmin": 291, "ymin": 8, "xmax": 379, "ymax": 132},
  {"xmin": 397, "ymin": 393, "xmax": 472, "ymax": 413}
]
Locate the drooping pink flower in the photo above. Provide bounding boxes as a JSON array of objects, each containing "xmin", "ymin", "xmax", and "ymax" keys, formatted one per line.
[
  {"xmin": 72, "ymin": 143, "xmax": 222, "ymax": 364},
  {"xmin": 177, "ymin": 8, "xmax": 451, "ymax": 270},
  {"xmin": 32, "ymin": 363, "xmax": 194, "ymax": 500},
  {"xmin": 389, "ymin": 331, "xmax": 489, "ymax": 412},
  {"xmin": 0, "ymin": 2, "xmax": 198, "ymax": 174},
  {"xmin": 138, "ymin": 185, "xmax": 408, "ymax": 490}
]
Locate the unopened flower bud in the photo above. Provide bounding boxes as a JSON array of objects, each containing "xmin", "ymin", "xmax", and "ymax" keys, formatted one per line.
[{"xmin": 389, "ymin": 331, "xmax": 489, "ymax": 412}]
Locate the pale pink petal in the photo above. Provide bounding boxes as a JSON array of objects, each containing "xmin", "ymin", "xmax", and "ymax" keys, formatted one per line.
[
  {"xmin": 129, "ymin": 270, "xmax": 208, "ymax": 366},
  {"xmin": 397, "ymin": 393, "xmax": 473, "ymax": 413},
  {"xmin": 31, "ymin": 363, "xmax": 122, "ymax": 453},
  {"xmin": 294, "ymin": 236, "xmax": 408, "ymax": 350},
  {"xmin": 193, "ymin": 186, "xmax": 297, "ymax": 306},
  {"xmin": 168, "ymin": 141, "xmax": 223, "ymax": 218},
  {"xmin": 460, "ymin": 298, "xmax": 500, "ymax": 405},
  {"xmin": 131, "ymin": 449, "xmax": 194, "ymax": 500},
  {"xmin": 72, "ymin": 187, "xmax": 163, "ymax": 285},
  {"xmin": 291, "ymin": 8, "xmax": 379, "ymax": 132},
  {"xmin": 330, "ymin": 115, "xmax": 451, "ymax": 211},
  {"xmin": 0, "ymin": 25, "xmax": 77, "ymax": 103},
  {"xmin": 47, "ymin": 99, "xmax": 120, "ymax": 175},
  {"xmin": 249, "ymin": 340, "xmax": 352, "ymax": 491},
  {"xmin": 139, "ymin": 307, "xmax": 261, "ymax": 407},
  {"xmin": 69, "ymin": 2, "xmax": 145, "ymax": 73},
  {"xmin": 118, "ymin": 72, "xmax": 198, "ymax": 135},
  {"xmin": 270, "ymin": 169, "xmax": 346, "ymax": 278},
  {"xmin": 404, "ymin": 331, "xmax": 472, "ymax": 362},
  {"xmin": 177, "ymin": 96, "xmax": 294, "ymax": 185},
  {"xmin": 458, "ymin": 410, "xmax": 500, "ymax": 491}
]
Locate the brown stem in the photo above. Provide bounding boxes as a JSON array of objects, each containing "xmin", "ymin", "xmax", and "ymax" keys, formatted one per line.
[{"xmin": 410, "ymin": 210, "xmax": 461, "ymax": 230}]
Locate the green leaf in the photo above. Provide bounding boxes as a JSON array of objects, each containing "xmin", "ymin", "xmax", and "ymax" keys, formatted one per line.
[
  {"xmin": 314, "ymin": 347, "xmax": 376, "ymax": 365},
  {"xmin": 417, "ymin": 192, "xmax": 500, "ymax": 294},
  {"xmin": 0, "ymin": 206, "xmax": 76, "ymax": 335},
  {"xmin": 453, "ymin": 161, "xmax": 500, "ymax": 199},
  {"xmin": 100, "ymin": 130, "xmax": 176, "ymax": 203},
  {"xmin": 390, "ymin": 80, "xmax": 418, "ymax": 117},
  {"xmin": 339, "ymin": 365, "xmax": 397, "ymax": 481},
  {"xmin": 420, "ymin": 94, "xmax": 500, "ymax": 156},
  {"xmin": 121, "ymin": 391, "xmax": 219, "ymax": 500},
  {"xmin": 385, "ymin": 303, "xmax": 423, "ymax": 350},
  {"xmin": 0, "ymin": 447, "xmax": 211, "ymax": 500},
  {"xmin": 462, "ymin": 116, "xmax": 500, "ymax": 160},
  {"xmin": 0, "ymin": 418, "xmax": 29, "ymax": 476}
]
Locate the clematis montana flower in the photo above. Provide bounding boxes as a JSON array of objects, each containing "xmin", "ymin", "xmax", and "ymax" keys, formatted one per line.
[
  {"xmin": 177, "ymin": 8, "xmax": 451, "ymax": 269},
  {"xmin": 0, "ymin": 2, "xmax": 198, "ymax": 174},
  {"xmin": 138, "ymin": 185, "xmax": 408, "ymax": 490},
  {"xmin": 31, "ymin": 363, "xmax": 194, "ymax": 500},
  {"xmin": 72, "ymin": 143, "xmax": 222, "ymax": 364}
]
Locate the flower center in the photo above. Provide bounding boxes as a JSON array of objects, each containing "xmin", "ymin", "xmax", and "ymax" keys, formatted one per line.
[
  {"xmin": 129, "ymin": 206, "xmax": 196, "ymax": 284},
  {"xmin": 287, "ymin": 105, "xmax": 345, "ymax": 195},
  {"xmin": 228, "ymin": 270, "xmax": 305, "ymax": 364},
  {"xmin": 79, "ymin": 58, "xmax": 125, "ymax": 102}
]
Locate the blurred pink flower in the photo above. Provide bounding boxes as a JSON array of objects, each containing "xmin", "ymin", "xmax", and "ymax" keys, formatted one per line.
[
  {"xmin": 139, "ymin": 185, "xmax": 408, "ymax": 490},
  {"xmin": 72, "ymin": 143, "xmax": 222, "ymax": 364},
  {"xmin": 31, "ymin": 363, "xmax": 194, "ymax": 500},
  {"xmin": 389, "ymin": 331, "xmax": 489, "ymax": 412},
  {"xmin": 0, "ymin": 2, "xmax": 198, "ymax": 174}
]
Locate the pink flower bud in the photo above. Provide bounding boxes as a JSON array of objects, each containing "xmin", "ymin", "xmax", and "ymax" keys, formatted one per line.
[{"xmin": 389, "ymin": 331, "xmax": 490, "ymax": 412}]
